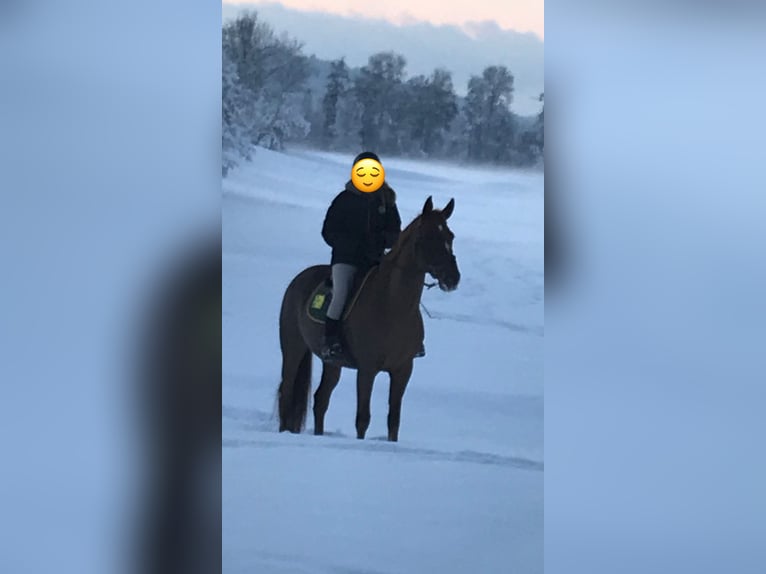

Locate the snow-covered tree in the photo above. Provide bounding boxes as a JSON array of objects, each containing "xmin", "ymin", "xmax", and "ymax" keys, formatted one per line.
[
  {"xmin": 464, "ymin": 65, "xmax": 515, "ymax": 162},
  {"xmin": 402, "ymin": 68, "xmax": 458, "ymax": 156},
  {"xmin": 513, "ymin": 93, "xmax": 544, "ymax": 167},
  {"xmin": 536, "ymin": 92, "xmax": 544, "ymax": 155},
  {"xmin": 221, "ymin": 11, "xmax": 310, "ymax": 167},
  {"xmin": 222, "ymin": 50, "xmax": 256, "ymax": 175},
  {"xmin": 333, "ymin": 89, "xmax": 362, "ymax": 151},
  {"xmin": 321, "ymin": 58, "xmax": 350, "ymax": 146},
  {"xmin": 252, "ymin": 91, "xmax": 310, "ymax": 150},
  {"xmin": 354, "ymin": 52, "xmax": 407, "ymax": 153}
]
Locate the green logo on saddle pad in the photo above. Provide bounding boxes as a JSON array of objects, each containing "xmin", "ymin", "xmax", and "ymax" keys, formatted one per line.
[
  {"xmin": 311, "ymin": 294, "xmax": 325, "ymax": 309},
  {"xmin": 308, "ymin": 286, "xmax": 333, "ymax": 323}
]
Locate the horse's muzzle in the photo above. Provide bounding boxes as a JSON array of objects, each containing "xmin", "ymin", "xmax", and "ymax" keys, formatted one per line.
[
  {"xmin": 429, "ymin": 253, "xmax": 460, "ymax": 292},
  {"xmin": 436, "ymin": 265, "xmax": 460, "ymax": 292},
  {"xmin": 438, "ymin": 277, "xmax": 459, "ymax": 292}
]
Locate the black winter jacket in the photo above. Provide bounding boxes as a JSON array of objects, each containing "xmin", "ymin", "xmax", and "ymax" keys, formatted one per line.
[{"xmin": 321, "ymin": 180, "xmax": 402, "ymax": 268}]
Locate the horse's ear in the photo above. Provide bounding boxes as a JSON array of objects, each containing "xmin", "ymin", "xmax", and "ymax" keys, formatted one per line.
[
  {"xmin": 422, "ymin": 196, "xmax": 433, "ymax": 216},
  {"xmin": 442, "ymin": 198, "xmax": 455, "ymax": 220}
]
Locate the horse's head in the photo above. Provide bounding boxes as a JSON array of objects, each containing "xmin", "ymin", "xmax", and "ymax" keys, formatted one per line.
[{"xmin": 416, "ymin": 196, "xmax": 461, "ymax": 292}]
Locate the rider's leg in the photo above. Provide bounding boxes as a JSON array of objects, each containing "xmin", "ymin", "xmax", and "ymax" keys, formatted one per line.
[{"xmin": 323, "ymin": 264, "xmax": 357, "ymax": 356}]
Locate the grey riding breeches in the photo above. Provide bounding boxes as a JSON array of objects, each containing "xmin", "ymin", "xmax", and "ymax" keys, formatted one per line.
[{"xmin": 326, "ymin": 263, "xmax": 358, "ymax": 320}]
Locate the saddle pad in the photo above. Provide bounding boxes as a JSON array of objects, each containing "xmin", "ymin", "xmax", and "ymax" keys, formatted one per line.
[
  {"xmin": 306, "ymin": 266, "xmax": 377, "ymax": 324},
  {"xmin": 307, "ymin": 280, "xmax": 333, "ymax": 323}
]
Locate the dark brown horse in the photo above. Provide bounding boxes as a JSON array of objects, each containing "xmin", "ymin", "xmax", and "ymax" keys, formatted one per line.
[{"xmin": 277, "ymin": 196, "xmax": 461, "ymax": 441}]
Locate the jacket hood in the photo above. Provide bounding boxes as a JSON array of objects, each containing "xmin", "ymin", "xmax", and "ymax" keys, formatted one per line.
[
  {"xmin": 345, "ymin": 179, "xmax": 379, "ymax": 197},
  {"xmin": 345, "ymin": 180, "xmax": 397, "ymax": 205}
]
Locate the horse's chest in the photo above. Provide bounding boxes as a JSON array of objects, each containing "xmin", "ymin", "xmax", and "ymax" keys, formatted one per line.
[
  {"xmin": 348, "ymin": 313, "xmax": 421, "ymax": 362},
  {"xmin": 378, "ymin": 316, "xmax": 422, "ymax": 354}
]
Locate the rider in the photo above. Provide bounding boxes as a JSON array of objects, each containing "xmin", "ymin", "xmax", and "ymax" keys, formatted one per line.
[{"xmin": 320, "ymin": 151, "xmax": 401, "ymax": 361}]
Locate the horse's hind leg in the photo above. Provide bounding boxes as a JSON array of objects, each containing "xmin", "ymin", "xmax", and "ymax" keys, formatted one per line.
[
  {"xmin": 387, "ymin": 360, "xmax": 414, "ymax": 442},
  {"xmin": 313, "ymin": 363, "xmax": 342, "ymax": 436},
  {"xmin": 278, "ymin": 334, "xmax": 312, "ymax": 433}
]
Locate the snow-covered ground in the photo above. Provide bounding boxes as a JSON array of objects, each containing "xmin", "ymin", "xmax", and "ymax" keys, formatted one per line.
[{"xmin": 223, "ymin": 148, "xmax": 544, "ymax": 574}]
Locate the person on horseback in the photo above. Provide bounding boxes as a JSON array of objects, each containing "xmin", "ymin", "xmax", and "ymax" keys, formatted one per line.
[{"xmin": 320, "ymin": 151, "xmax": 402, "ymax": 362}]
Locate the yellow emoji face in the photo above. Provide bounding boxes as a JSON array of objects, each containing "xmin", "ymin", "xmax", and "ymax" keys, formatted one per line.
[{"xmin": 351, "ymin": 158, "xmax": 385, "ymax": 193}]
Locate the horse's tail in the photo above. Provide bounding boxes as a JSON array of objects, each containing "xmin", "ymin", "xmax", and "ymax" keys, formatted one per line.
[{"xmin": 278, "ymin": 347, "xmax": 313, "ymax": 433}]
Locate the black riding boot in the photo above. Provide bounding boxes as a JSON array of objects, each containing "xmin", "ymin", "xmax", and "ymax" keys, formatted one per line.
[
  {"xmin": 322, "ymin": 317, "xmax": 344, "ymax": 361},
  {"xmin": 415, "ymin": 341, "xmax": 426, "ymax": 358}
]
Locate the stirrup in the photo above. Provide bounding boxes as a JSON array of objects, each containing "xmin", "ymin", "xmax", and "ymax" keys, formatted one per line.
[{"xmin": 321, "ymin": 342, "xmax": 344, "ymax": 361}]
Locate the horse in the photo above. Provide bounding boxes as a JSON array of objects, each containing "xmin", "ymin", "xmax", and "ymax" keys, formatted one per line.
[{"xmin": 277, "ymin": 196, "xmax": 461, "ymax": 441}]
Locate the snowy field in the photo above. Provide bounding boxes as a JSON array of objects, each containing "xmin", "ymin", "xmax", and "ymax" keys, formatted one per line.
[{"xmin": 223, "ymin": 147, "xmax": 544, "ymax": 574}]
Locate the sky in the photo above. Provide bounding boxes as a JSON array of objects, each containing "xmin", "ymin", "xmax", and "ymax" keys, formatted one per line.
[{"xmin": 222, "ymin": 0, "xmax": 544, "ymax": 39}]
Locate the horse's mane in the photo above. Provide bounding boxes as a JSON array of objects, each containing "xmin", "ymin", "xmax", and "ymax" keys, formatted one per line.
[{"xmin": 384, "ymin": 214, "xmax": 422, "ymax": 263}]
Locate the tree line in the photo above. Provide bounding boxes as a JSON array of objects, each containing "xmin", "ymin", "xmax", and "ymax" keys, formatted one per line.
[{"xmin": 222, "ymin": 11, "xmax": 543, "ymax": 175}]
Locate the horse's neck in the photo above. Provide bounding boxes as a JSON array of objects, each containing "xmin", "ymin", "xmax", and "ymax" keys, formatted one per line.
[{"xmin": 380, "ymin": 239, "xmax": 425, "ymax": 317}]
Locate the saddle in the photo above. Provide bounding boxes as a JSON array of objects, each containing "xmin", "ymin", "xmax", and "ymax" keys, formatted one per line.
[{"xmin": 307, "ymin": 266, "xmax": 377, "ymax": 324}]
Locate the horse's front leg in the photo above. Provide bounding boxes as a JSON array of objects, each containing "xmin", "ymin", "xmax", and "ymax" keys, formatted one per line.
[
  {"xmin": 313, "ymin": 363, "xmax": 342, "ymax": 435},
  {"xmin": 355, "ymin": 369, "xmax": 376, "ymax": 439},
  {"xmin": 387, "ymin": 360, "xmax": 414, "ymax": 442}
]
